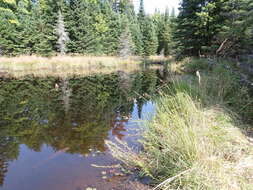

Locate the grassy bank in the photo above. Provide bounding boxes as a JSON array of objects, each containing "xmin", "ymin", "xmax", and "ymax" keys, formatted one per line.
[
  {"xmin": 0, "ymin": 55, "xmax": 166, "ymax": 78},
  {"xmin": 107, "ymin": 58, "xmax": 253, "ymax": 190}
]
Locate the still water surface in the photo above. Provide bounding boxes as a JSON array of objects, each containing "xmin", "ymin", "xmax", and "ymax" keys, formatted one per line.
[{"xmin": 0, "ymin": 68, "xmax": 168, "ymax": 190}]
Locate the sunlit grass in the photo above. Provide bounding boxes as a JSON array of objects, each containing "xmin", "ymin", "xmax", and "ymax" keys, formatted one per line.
[
  {"xmin": 106, "ymin": 58, "xmax": 253, "ymax": 190},
  {"xmin": 0, "ymin": 55, "xmax": 139, "ymax": 78},
  {"xmin": 0, "ymin": 55, "xmax": 167, "ymax": 78}
]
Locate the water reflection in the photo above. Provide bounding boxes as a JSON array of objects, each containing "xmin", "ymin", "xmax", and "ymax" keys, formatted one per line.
[{"xmin": 0, "ymin": 68, "xmax": 168, "ymax": 190}]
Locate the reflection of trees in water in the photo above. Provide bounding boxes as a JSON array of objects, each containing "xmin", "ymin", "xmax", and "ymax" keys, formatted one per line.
[
  {"xmin": 61, "ymin": 78, "xmax": 72, "ymax": 114},
  {"xmin": 0, "ymin": 159, "xmax": 7, "ymax": 186},
  {"xmin": 0, "ymin": 136, "xmax": 19, "ymax": 186},
  {"xmin": 132, "ymin": 70, "xmax": 158, "ymax": 118},
  {"xmin": 0, "ymin": 68, "xmax": 168, "ymax": 186}
]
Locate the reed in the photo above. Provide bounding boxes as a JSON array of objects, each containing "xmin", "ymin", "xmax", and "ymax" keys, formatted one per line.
[
  {"xmin": 0, "ymin": 55, "xmax": 139, "ymax": 78},
  {"xmin": 107, "ymin": 58, "xmax": 253, "ymax": 190},
  {"xmin": 0, "ymin": 55, "xmax": 167, "ymax": 78}
]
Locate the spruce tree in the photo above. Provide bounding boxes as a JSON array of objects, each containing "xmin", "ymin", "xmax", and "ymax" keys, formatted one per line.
[
  {"xmin": 174, "ymin": 0, "xmax": 225, "ymax": 57},
  {"xmin": 142, "ymin": 16, "xmax": 158, "ymax": 56},
  {"xmin": 174, "ymin": 0, "xmax": 203, "ymax": 57},
  {"xmin": 217, "ymin": 0, "xmax": 253, "ymax": 56},
  {"xmin": 65, "ymin": 0, "xmax": 107, "ymax": 54},
  {"xmin": 121, "ymin": 0, "xmax": 143, "ymax": 55},
  {"xmin": 100, "ymin": 0, "xmax": 121, "ymax": 55},
  {"xmin": 156, "ymin": 7, "xmax": 172, "ymax": 56},
  {"xmin": 0, "ymin": 0, "xmax": 18, "ymax": 55},
  {"xmin": 30, "ymin": 1, "xmax": 57, "ymax": 56},
  {"xmin": 16, "ymin": 0, "xmax": 32, "ymax": 54}
]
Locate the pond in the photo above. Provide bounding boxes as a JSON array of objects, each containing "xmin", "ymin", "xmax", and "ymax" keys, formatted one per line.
[{"xmin": 0, "ymin": 67, "xmax": 169, "ymax": 190}]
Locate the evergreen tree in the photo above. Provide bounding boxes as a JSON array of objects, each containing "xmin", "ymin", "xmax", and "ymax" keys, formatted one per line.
[
  {"xmin": 31, "ymin": 1, "xmax": 57, "ymax": 56},
  {"xmin": 174, "ymin": 0, "xmax": 225, "ymax": 58},
  {"xmin": 129, "ymin": 18, "xmax": 143, "ymax": 55},
  {"xmin": 0, "ymin": 0, "xmax": 250, "ymax": 58},
  {"xmin": 15, "ymin": 0, "xmax": 32, "ymax": 54},
  {"xmin": 137, "ymin": 0, "xmax": 158, "ymax": 55},
  {"xmin": 65, "ymin": 0, "xmax": 108, "ymax": 54},
  {"xmin": 216, "ymin": 0, "xmax": 253, "ymax": 56},
  {"xmin": 121, "ymin": 0, "xmax": 143, "ymax": 55},
  {"xmin": 0, "ymin": 0, "xmax": 18, "ymax": 55},
  {"xmin": 138, "ymin": 0, "xmax": 145, "ymax": 20},
  {"xmin": 156, "ymin": 7, "xmax": 172, "ymax": 56},
  {"xmin": 142, "ymin": 16, "xmax": 158, "ymax": 56},
  {"xmin": 100, "ymin": 0, "xmax": 121, "ymax": 55},
  {"xmin": 171, "ymin": 7, "xmax": 176, "ymax": 17}
]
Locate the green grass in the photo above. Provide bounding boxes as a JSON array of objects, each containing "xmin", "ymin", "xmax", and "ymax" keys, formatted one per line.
[{"xmin": 107, "ymin": 58, "xmax": 253, "ymax": 190}]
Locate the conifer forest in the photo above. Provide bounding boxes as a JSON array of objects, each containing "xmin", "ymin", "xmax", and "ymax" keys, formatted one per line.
[
  {"xmin": 0, "ymin": 0, "xmax": 252, "ymax": 58},
  {"xmin": 0, "ymin": 1, "xmax": 253, "ymax": 190}
]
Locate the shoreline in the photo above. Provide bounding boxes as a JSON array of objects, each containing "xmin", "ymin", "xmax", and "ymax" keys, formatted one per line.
[
  {"xmin": 107, "ymin": 58, "xmax": 253, "ymax": 190},
  {"xmin": 0, "ymin": 55, "xmax": 167, "ymax": 78}
]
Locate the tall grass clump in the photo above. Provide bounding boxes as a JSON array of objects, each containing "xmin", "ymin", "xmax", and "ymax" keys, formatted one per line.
[
  {"xmin": 107, "ymin": 59, "xmax": 253, "ymax": 190},
  {"xmin": 170, "ymin": 58, "xmax": 253, "ymax": 121},
  {"xmin": 138, "ymin": 89, "xmax": 253, "ymax": 190}
]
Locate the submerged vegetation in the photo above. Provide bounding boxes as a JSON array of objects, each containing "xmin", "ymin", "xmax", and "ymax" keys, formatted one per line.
[{"xmin": 107, "ymin": 58, "xmax": 253, "ymax": 190}]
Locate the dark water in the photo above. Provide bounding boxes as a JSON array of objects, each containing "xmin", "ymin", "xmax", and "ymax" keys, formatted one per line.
[{"xmin": 0, "ymin": 68, "xmax": 169, "ymax": 190}]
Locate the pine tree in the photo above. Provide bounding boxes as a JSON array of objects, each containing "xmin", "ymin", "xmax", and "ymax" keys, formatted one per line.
[
  {"xmin": 100, "ymin": 0, "xmax": 121, "ymax": 55},
  {"xmin": 174, "ymin": 0, "xmax": 225, "ymax": 58},
  {"xmin": 171, "ymin": 7, "xmax": 176, "ymax": 18},
  {"xmin": 137, "ymin": 0, "xmax": 158, "ymax": 56},
  {"xmin": 173, "ymin": 0, "xmax": 203, "ymax": 57},
  {"xmin": 16, "ymin": 0, "xmax": 59, "ymax": 56},
  {"xmin": 142, "ymin": 16, "xmax": 158, "ymax": 56},
  {"xmin": 65, "ymin": 0, "xmax": 107, "ymax": 54},
  {"xmin": 216, "ymin": 0, "xmax": 253, "ymax": 56},
  {"xmin": 156, "ymin": 7, "xmax": 172, "ymax": 56},
  {"xmin": 129, "ymin": 17, "xmax": 143, "ymax": 55},
  {"xmin": 0, "ymin": 0, "xmax": 18, "ymax": 55},
  {"xmin": 15, "ymin": 0, "xmax": 32, "ymax": 54},
  {"xmin": 30, "ymin": 1, "xmax": 57, "ymax": 56},
  {"xmin": 138, "ymin": 0, "xmax": 145, "ymax": 20},
  {"xmin": 120, "ymin": 0, "xmax": 143, "ymax": 55}
]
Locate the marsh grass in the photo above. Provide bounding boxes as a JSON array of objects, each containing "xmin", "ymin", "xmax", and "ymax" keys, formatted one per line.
[
  {"xmin": 0, "ymin": 55, "xmax": 142, "ymax": 78},
  {"xmin": 106, "ymin": 58, "xmax": 253, "ymax": 190},
  {"xmin": 0, "ymin": 55, "xmax": 167, "ymax": 78}
]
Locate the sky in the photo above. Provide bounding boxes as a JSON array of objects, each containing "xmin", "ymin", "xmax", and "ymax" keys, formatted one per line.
[{"xmin": 133, "ymin": 0, "xmax": 181, "ymax": 14}]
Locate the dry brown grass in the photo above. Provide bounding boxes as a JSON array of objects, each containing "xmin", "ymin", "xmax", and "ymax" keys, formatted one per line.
[
  {"xmin": 0, "ymin": 55, "xmax": 139, "ymax": 78},
  {"xmin": 0, "ymin": 55, "xmax": 141, "ymax": 65},
  {"xmin": 0, "ymin": 55, "xmax": 167, "ymax": 78}
]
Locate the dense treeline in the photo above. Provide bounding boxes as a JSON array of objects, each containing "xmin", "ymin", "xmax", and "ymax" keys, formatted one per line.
[
  {"xmin": 0, "ymin": 0, "xmax": 173, "ymax": 56},
  {"xmin": 0, "ymin": 0, "xmax": 252, "ymax": 58},
  {"xmin": 174, "ymin": 0, "xmax": 253, "ymax": 58}
]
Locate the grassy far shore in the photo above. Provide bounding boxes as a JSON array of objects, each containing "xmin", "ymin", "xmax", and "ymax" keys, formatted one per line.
[
  {"xmin": 107, "ymin": 58, "xmax": 253, "ymax": 190},
  {"xmin": 0, "ymin": 55, "xmax": 167, "ymax": 78}
]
